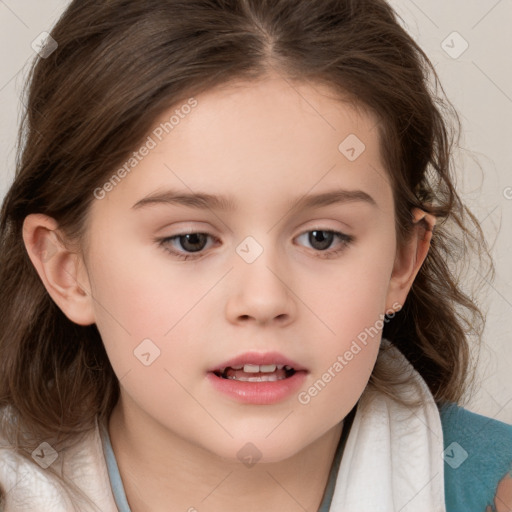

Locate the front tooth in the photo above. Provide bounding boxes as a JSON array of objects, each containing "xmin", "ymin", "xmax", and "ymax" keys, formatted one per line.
[
  {"xmin": 232, "ymin": 374, "xmax": 283, "ymax": 382},
  {"xmin": 276, "ymin": 364, "xmax": 284, "ymax": 370},
  {"xmin": 244, "ymin": 364, "xmax": 260, "ymax": 373},
  {"xmin": 260, "ymin": 364, "xmax": 277, "ymax": 373}
]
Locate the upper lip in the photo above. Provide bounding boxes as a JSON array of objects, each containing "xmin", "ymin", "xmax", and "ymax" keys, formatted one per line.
[{"xmin": 208, "ymin": 351, "xmax": 308, "ymax": 372}]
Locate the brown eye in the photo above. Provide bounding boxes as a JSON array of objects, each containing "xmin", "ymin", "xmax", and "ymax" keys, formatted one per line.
[
  {"xmin": 157, "ymin": 232, "xmax": 218, "ymax": 260},
  {"xmin": 295, "ymin": 229, "xmax": 354, "ymax": 259},
  {"xmin": 175, "ymin": 233, "xmax": 209, "ymax": 253},
  {"xmin": 308, "ymin": 230, "xmax": 335, "ymax": 251}
]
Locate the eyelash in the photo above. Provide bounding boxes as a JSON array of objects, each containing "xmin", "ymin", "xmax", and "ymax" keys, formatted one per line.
[{"xmin": 156, "ymin": 229, "xmax": 354, "ymax": 261}]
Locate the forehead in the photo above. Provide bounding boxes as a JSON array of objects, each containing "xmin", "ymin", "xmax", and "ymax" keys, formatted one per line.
[{"xmin": 88, "ymin": 75, "xmax": 393, "ymax": 221}]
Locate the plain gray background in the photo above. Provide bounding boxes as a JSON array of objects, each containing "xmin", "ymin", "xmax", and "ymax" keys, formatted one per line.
[{"xmin": 0, "ymin": 1, "xmax": 511, "ymax": 422}]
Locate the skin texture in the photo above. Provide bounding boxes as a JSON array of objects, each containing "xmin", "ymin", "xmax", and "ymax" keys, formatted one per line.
[
  {"xmin": 23, "ymin": 74, "xmax": 435, "ymax": 511},
  {"xmin": 487, "ymin": 471, "xmax": 512, "ymax": 512}
]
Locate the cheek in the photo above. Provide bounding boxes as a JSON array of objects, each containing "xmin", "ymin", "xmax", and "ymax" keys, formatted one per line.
[
  {"xmin": 291, "ymin": 250, "xmax": 395, "ymax": 415},
  {"xmin": 87, "ymin": 226, "xmax": 208, "ymax": 330},
  {"xmin": 85, "ymin": 235, "xmax": 204, "ymax": 375},
  {"xmin": 87, "ymin": 250, "xmax": 209, "ymax": 424},
  {"xmin": 299, "ymin": 244, "xmax": 395, "ymax": 378},
  {"xmin": 305, "ymin": 248, "xmax": 395, "ymax": 339}
]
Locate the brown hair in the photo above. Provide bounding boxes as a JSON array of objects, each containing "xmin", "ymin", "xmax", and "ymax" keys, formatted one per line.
[{"xmin": 0, "ymin": 0, "xmax": 493, "ymax": 505}]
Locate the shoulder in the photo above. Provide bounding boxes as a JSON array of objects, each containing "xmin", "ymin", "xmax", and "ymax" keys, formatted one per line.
[
  {"xmin": 0, "ymin": 408, "xmax": 72, "ymax": 511},
  {"xmin": 0, "ymin": 446, "xmax": 72, "ymax": 511},
  {"xmin": 0, "ymin": 405, "xmax": 99, "ymax": 511},
  {"xmin": 0, "ymin": 406, "xmax": 120, "ymax": 511},
  {"xmin": 438, "ymin": 401, "xmax": 512, "ymax": 512}
]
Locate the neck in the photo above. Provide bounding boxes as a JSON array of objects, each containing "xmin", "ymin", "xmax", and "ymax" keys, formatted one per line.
[{"xmin": 108, "ymin": 396, "xmax": 344, "ymax": 512}]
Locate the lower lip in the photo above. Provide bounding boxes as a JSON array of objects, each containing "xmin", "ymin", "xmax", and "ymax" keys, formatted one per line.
[{"xmin": 206, "ymin": 371, "xmax": 307, "ymax": 405}]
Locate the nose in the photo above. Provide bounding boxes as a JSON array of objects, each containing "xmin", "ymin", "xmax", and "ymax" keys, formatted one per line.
[{"xmin": 225, "ymin": 243, "xmax": 296, "ymax": 327}]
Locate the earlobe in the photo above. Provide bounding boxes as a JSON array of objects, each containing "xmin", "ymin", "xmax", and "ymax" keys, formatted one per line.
[
  {"xmin": 385, "ymin": 208, "xmax": 436, "ymax": 310},
  {"xmin": 22, "ymin": 213, "xmax": 96, "ymax": 326}
]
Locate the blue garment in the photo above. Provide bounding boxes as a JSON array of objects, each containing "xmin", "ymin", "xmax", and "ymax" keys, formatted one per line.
[
  {"xmin": 100, "ymin": 421, "xmax": 132, "ymax": 512},
  {"xmin": 439, "ymin": 401, "xmax": 512, "ymax": 511},
  {"xmin": 100, "ymin": 402, "xmax": 512, "ymax": 511}
]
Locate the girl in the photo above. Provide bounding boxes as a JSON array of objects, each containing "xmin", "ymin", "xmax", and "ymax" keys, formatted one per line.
[{"xmin": 0, "ymin": 0, "xmax": 511, "ymax": 511}]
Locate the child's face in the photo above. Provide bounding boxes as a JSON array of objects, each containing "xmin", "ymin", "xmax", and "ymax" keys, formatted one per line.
[{"xmin": 80, "ymin": 75, "xmax": 410, "ymax": 461}]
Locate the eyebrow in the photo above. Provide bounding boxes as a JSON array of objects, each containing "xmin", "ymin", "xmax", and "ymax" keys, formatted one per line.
[{"xmin": 131, "ymin": 188, "xmax": 377, "ymax": 212}]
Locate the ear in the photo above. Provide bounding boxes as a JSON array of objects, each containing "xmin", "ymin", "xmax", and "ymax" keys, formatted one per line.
[
  {"xmin": 385, "ymin": 208, "xmax": 436, "ymax": 311},
  {"xmin": 22, "ymin": 213, "xmax": 95, "ymax": 326}
]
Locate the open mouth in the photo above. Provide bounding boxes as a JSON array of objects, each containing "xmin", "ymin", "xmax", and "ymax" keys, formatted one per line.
[
  {"xmin": 213, "ymin": 364, "xmax": 297, "ymax": 382},
  {"xmin": 207, "ymin": 353, "xmax": 307, "ymax": 403}
]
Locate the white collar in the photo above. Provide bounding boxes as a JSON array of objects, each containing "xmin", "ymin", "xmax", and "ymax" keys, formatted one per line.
[{"xmin": 330, "ymin": 339, "xmax": 446, "ymax": 511}]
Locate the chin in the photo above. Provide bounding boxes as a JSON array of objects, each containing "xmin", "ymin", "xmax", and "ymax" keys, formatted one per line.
[{"xmin": 203, "ymin": 431, "xmax": 317, "ymax": 466}]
